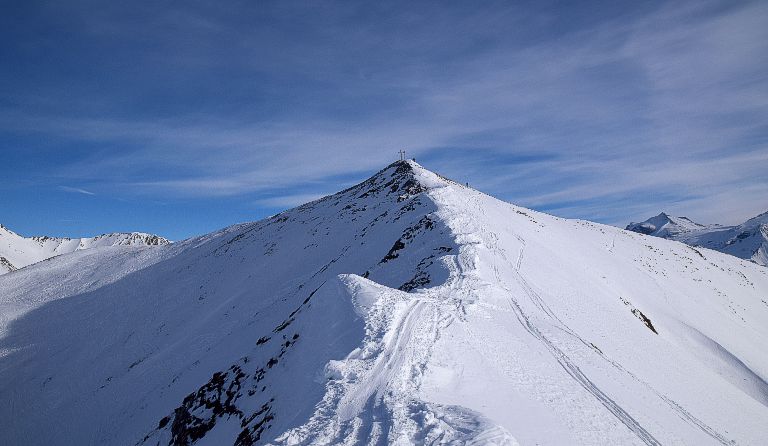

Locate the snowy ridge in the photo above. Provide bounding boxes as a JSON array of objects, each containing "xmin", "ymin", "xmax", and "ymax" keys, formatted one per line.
[
  {"xmin": 1, "ymin": 161, "xmax": 767, "ymax": 445},
  {"xmin": 627, "ymin": 211, "xmax": 768, "ymax": 266},
  {"xmin": 0, "ymin": 224, "xmax": 170, "ymax": 275}
]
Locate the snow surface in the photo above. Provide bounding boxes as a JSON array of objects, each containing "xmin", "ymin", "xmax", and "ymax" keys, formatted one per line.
[
  {"xmin": 0, "ymin": 224, "xmax": 170, "ymax": 275},
  {"xmin": 627, "ymin": 212, "xmax": 768, "ymax": 266},
  {"xmin": 1, "ymin": 161, "xmax": 767, "ymax": 445}
]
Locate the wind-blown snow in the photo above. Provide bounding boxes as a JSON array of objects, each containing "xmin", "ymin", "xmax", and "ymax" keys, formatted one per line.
[{"xmin": 1, "ymin": 161, "xmax": 767, "ymax": 445}]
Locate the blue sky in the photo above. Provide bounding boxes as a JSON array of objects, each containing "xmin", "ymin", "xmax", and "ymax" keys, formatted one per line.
[{"xmin": 1, "ymin": 0, "xmax": 766, "ymax": 240}]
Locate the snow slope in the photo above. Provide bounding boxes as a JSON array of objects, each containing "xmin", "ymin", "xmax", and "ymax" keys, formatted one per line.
[
  {"xmin": 1, "ymin": 161, "xmax": 767, "ymax": 445},
  {"xmin": 627, "ymin": 212, "xmax": 768, "ymax": 266},
  {"xmin": 0, "ymin": 224, "xmax": 170, "ymax": 275}
]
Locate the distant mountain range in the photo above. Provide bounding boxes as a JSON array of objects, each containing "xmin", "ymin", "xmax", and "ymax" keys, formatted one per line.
[
  {"xmin": 0, "ymin": 224, "xmax": 170, "ymax": 275},
  {"xmin": 626, "ymin": 211, "xmax": 768, "ymax": 266}
]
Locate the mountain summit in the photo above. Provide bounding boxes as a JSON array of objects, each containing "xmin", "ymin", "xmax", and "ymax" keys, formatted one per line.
[{"xmin": 1, "ymin": 160, "xmax": 767, "ymax": 445}]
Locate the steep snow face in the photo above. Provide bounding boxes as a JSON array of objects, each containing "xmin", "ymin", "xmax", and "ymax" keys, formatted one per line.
[
  {"xmin": 0, "ymin": 224, "xmax": 170, "ymax": 275},
  {"xmin": 627, "ymin": 212, "xmax": 768, "ymax": 266},
  {"xmin": 1, "ymin": 161, "xmax": 767, "ymax": 446}
]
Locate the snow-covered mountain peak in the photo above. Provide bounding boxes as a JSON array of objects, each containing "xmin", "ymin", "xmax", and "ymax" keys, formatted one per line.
[
  {"xmin": 740, "ymin": 210, "xmax": 768, "ymax": 230},
  {"xmin": 0, "ymin": 225, "xmax": 170, "ymax": 275},
  {"xmin": 625, "ymin": 212, "xmax": 720, "ymax": 238},
  {"xmin": 337, "ymin": 159, "xmax": 451, "ymax": 202},
  {"xmin": 2, "ymin": 162, "xmax": 768, "ymax": 445},
  {"xmin": 627, "ymin": 209, "xmax": 768, "ymax": 267}
]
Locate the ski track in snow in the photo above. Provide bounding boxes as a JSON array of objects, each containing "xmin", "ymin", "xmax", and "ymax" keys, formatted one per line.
[
  {"xmin": 465, "ymin": 192, "xmax": 664, "ymax": 446},
  {"xmin": 470, "ymin": 191, "xmax": 736, "ymax": 446}
]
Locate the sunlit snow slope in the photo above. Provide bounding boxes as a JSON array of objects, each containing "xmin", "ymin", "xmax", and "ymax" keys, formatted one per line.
[
  {"xmin": 0, "ymin": 224, "xmax": 170, "ymax": 275},
  {"xmin": 1, "ymin": 161, "xmax": 767, "ymax": 446}
]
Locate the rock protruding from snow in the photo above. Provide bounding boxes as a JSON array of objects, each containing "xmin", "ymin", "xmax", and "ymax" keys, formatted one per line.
[
  {"xmin": 627, "ymin": 211, "xmax": 768, "ymax": 266},
  {"xmin": 0, "ymin": 224, "xmax": 171, "ymax": 275}
]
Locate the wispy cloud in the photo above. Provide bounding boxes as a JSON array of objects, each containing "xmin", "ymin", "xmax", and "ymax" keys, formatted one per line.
[
  {"xmin": 1, "ymin": 0, "xmax": 766, "ymax": 230},
  {"xmin": 58, "ymin": 186, "xmax": 96, "ymax": 196}
]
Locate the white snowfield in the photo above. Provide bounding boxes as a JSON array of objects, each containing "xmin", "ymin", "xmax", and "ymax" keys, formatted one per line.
[
  {"xmin": 0, "ymin": 224, "xmax": 170, "ymax": 275},
  {"xmin": 1, "ymin": 161, "xmax": 767, "ymax": 446},
  {"xmin": 627, "ymin": 212, "xmax": 768, "ymax": 267}
]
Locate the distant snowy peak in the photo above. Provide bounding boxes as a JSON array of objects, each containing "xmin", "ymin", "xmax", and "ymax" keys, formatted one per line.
[
  {"xmin": 740, "ymin": 210, "xmax": 768, "ymax": 232},
  {"xmin": 626, "ymin": 211, "xmax": 768, "ymax": 266},
  {"xmin": 0, "ymin": 224, "xmax": 170, "ymax": 275},
  {"xmin": 625, "ymin": 212, "xmax": 722, "ymax": 238},
  {"xmin": 720, "ymin": 212, "xmax": 768, "ymax": 266}
]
